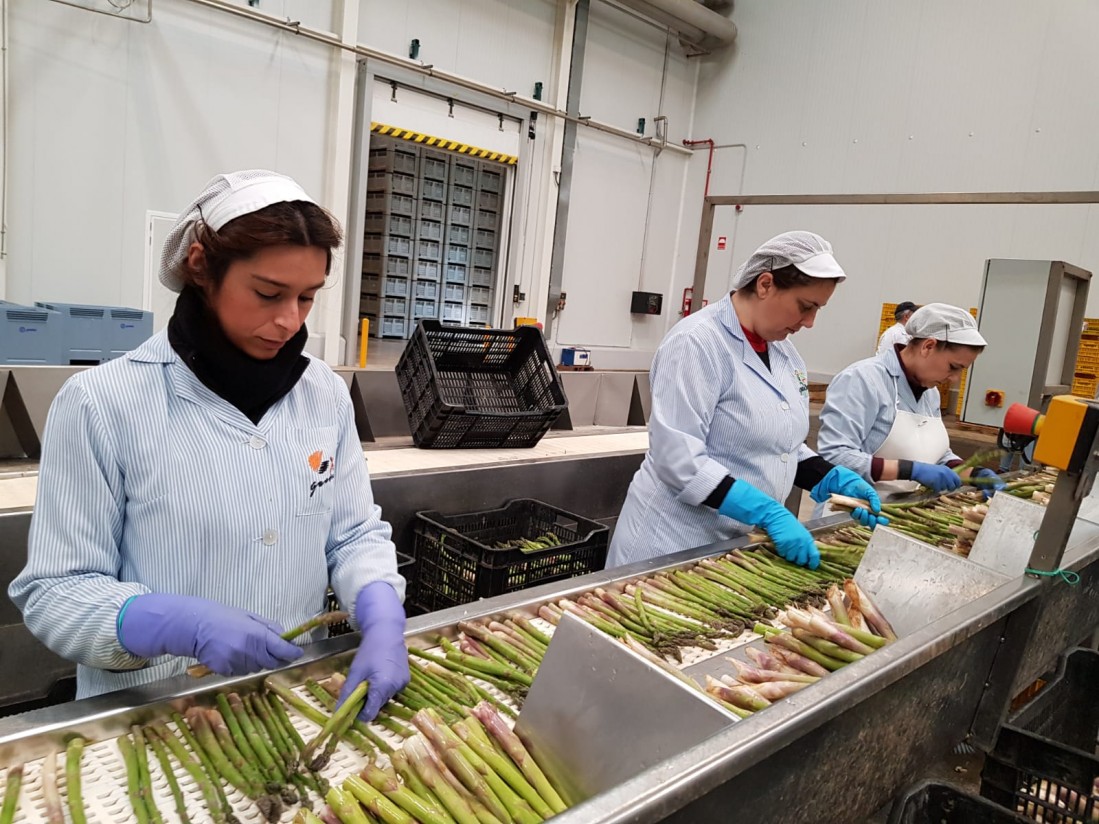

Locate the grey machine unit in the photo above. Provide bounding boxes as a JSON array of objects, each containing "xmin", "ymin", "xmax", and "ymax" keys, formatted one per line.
[
  {"xmin": 0, "ymin": 301, "xmax": 65, "ymax": 365},
  {"xmin": 34, "ymin": 302, "xmax": 153, "ymax": 364},
  {"xmin": 962, "ymin": 259, "xmax": 1091, "ymax": 427},
  {"xmin": 105, "ymin": 306, "xmax": 153, "ymax": 358}
]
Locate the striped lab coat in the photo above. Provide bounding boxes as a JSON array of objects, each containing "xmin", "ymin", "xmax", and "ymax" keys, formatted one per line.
[
  {"xmin": 607, "ymin": 295, "xmax": 815, "ymax": 568},
  {"xmin": 9, "ymin": 331, "xmax": 404, "ymax": 698}
]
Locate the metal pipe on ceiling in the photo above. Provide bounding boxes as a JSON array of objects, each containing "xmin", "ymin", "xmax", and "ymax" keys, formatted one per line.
[
  {"xmin": 612, "ymin": 0, "xmax": 737, "ymax": 50},
  {"xmin": 184, "ymin": 0, "xmax": 690, "ymax": 157}
]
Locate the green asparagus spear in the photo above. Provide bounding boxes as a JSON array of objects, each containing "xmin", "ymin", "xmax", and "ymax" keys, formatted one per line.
[{"xmin": 65, "ymin": 737, "xmax": 88, "ymax": 824}]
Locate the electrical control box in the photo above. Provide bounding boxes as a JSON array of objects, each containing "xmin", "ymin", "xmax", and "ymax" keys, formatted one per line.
[
  {"xmin": 630, "ymin": 291, "xmax": 663, "ymax": 315},
  {"xmin": 561, "ymin": 347, "xmax": 591, "ymax": 367},
  {"xmin": 961, "ymin": 260, "xmax": 1091, "ymax": 427}
]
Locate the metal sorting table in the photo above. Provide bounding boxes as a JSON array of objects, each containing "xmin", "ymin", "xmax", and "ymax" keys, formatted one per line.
[{"xmin": 1, "ymin": 502, "xmax": 1098, "ymax": 824}]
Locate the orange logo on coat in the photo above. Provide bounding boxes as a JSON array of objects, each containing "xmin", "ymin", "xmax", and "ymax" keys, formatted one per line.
[
  {"xmin": 308, "ymin": 450, "xmax": 332, "ymax": 475},
  {"xmin": 307, "ymin": 449, "xmax": 336, "ymax": 498}
]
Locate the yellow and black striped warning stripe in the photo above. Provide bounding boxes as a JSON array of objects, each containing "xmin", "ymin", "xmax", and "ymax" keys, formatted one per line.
[{"xmin": 371, "ymin": 122, "xmax": 518, "ymax": 165}]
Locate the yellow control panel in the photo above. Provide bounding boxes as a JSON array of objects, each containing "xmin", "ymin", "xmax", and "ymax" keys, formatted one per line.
[{"xmin": 1035, "ymin": 395, "xmax": 1099, "ymax": 472}]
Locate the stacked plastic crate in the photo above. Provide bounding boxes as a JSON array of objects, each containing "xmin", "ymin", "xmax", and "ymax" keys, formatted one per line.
[
  {"xmin": 408, "ymin": 148, "xmax": 446, "ymax": 330},
  {"xmin": 442, "ymin": 155, "xmax": 474, "ymax": 324},
  {"xmin": 1072, "ymin": 318, "xmax": 1099, "ymax": 398},
  {"xmin": 362, "ymin": 138, "xmax": 418, "ymax": 338},
  {"xmin": 469, "ymin": 164, "xmax": 503, "ymax": 326}
]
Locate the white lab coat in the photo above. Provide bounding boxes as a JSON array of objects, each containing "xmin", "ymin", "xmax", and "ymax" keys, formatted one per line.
[
  {"xmin": 607, "ymin": 295, "xmax": 815, "ymax": 569},
  {"xmin": 876, "ymin": 323, "xmax": 909, "ymax": 357}
]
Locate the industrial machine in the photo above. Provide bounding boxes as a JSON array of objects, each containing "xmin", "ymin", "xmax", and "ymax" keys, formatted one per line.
[
  {"xmin": 0, "ymin": 302, "xmax": 65, "ymax": 365},
  {"xmin": 33, "ymin": 302, "xmax": 153, "ymax": 364},
  {"xmin": 0, "ymin": 400, "xmax": 1097, "ymax": 823},
  {"xmin": 962, "ymin": 259, "xmax": 1091, "ymax": 427}
]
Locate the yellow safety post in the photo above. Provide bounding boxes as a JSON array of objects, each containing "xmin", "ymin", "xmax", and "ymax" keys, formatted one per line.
[{"xmin": 359, "ymin": 318, "xmax": 369, "ymax": 367}]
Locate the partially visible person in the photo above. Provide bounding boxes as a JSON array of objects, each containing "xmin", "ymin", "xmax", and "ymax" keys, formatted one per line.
[
  {"xmin": 818, "ymin": 302, "xmax": 1004, "ymax": 500},
  {"xmin": 10, "ymin": 170, "xmax": 409, "ymax": 721},
  {"xmin": 876, "ymin": 301, "xmax": 918, "ymax": 357}
]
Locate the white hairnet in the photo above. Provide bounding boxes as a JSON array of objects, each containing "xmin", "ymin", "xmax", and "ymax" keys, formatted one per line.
[
  {"xmin": 731, "ymin": 230, "xmax": 846, "ymax": 290},
  {"xmin": 905, "ymin": 303, "xmax": 987, "ymax": 346},
  {"xmin": 158, "ymin": 170, "xmax": 316, "ymax": 293}
]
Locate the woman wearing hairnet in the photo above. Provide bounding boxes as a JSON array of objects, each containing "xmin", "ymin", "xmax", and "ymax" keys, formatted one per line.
[
  {"xmin": 607, "ymin": 231, "xmax": 887, "ymax": 572},
  {"xmin": 817, "ymin": 302, "xmax": 1003, "ymax": 499},
  {"xmin": 10, "ymin": 171, "xmax": 409, "ymax": 720}
]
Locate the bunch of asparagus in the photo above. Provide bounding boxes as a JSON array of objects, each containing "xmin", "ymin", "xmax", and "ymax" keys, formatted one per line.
[
  {"xmin": 533, "ymin": 541, "xmax": 867, "ymax": 663},
  {"xmin": 404, "ymin": 617, "xmax": 549, "ymax": 708},
  {"xmin": 139, "ymin": 689, "xmax": 337, "ymax": 823},
  {"xmin": 705, "ymin": 580, "xmax": 896, "ymax": 716},
  {"xmin": 494, "ymin": 533, "xmax": 563, "ymax": 553},
  {"xmin": 288, "ymin": 703, "xmax": 569, "ymax": 824},
  {"xmin": 831, "ymin": 467, "xmax": 1060, "ymax": 556}
]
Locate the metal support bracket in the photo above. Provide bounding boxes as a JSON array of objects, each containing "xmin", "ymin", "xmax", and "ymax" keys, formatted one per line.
[
  {"xmin": 514, "ymin": 612, "xmax": 736, "ymax": 803},
  {"xmin": 854, "ymin": 528, "xmax": 1010, "ymax": 637}
]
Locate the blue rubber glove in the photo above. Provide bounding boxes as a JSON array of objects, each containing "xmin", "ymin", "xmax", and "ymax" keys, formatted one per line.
[
  {"xmin": 911, "ymin": 462, "xmax": 963, "ymax": 493},
  {"xmin": 118, "ymin": 594, "xmax": 303, "ymax": 676},
  {"xmin": 971, "ymin": 467, "xmax": 1006, "ymax": 499},
  {"xmin": 808, "ymin": 466, "xmax": 889, "ymax": 529},
  {"xmin": 719, "ymin": 480, "xmax": 819, "ymax": 569},
  {"xmin": 338, "ymin": 581, "xmax": 410, "ymax": 722}
]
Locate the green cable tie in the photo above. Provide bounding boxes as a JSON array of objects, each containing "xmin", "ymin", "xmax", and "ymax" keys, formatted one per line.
[{"xmin": 1024, "ymin": 567, "xmax": 1081, "ymax": 585}]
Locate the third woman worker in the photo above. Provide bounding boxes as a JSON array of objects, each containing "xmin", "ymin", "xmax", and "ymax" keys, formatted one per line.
[
  {"xmin": 818, "ymin": 302, "xmax": 1003, "ymax": 498},
  {"xmin": 607, "ymin": 231, "xmax": 887, "ymax": 572}
]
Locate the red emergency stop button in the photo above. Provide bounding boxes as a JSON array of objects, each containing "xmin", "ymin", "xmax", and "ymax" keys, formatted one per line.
[{"xmin": 984, "ymin": 389, "xmax": 1005, "ymax": 407}]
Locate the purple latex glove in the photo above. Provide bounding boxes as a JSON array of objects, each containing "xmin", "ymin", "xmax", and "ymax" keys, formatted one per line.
[
  {"xmin": 337, "ymin": 581, "xmax": 410, "ymax": 722},
  {"xmin": 118, "ymin": 593, "xmax": 303, "ymax": 677}
]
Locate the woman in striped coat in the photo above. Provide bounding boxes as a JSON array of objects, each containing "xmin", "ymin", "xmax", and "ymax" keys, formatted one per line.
[
  {"xmin": 607, "ymin": 231, "xmax": 887, "ymax": 570},
  {"xmin": 10, "ymin": 171, "xmax": 408, "ymax": 721}
]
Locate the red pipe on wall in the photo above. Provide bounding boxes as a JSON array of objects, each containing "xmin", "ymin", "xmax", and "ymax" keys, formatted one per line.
[{"xmin": 682, "ymin": 138, "xmax": 716, "ymax": 197}]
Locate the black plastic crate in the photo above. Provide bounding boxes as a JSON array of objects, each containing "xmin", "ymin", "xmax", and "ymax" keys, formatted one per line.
[
  {"xmin": 981, "ymin": 647, "xmax": 1099, "ymax": 823},
  {"xmin": 395, "ymin": 319, "xmax": 567, "ymax": 449},
  {"xmin": 890, "ymin": 781, "xmax": 1031, "ymax": 824},
  {"xmin": 410, "ymin": 499, "xmax": 609, "ymax": 611}
]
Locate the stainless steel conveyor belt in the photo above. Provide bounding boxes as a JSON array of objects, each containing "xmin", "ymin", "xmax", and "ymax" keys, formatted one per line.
[{"xmin": 1, "ymin": 504, "xmax": 1097, "ymax": 824}]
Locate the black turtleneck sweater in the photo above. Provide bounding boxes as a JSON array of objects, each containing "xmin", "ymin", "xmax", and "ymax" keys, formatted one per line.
[{"xmin": 167, "ymin": 286, "xmax": 309, "ymax": 424}]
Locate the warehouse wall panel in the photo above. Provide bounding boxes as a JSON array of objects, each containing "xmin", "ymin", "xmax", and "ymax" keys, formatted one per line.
[
  {"xmin": 357, "ymin": 0, "xmax": 558, "ymax": 102},
  {"xmin": 552, "ymin": 2, "xmax": 697, "ymax": 366},
  {"xmin": 556, "ymin": 131, "xmax": 651, "ymax": 348},
  {"xmin": 8, "ymin": 0, "xmax": 331, "ymax": 311},
  {"xmin": 691, "ymin": 0, "xmax": 1099, "ymax": 379}
]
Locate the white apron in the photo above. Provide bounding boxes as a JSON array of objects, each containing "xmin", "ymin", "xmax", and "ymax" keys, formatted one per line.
[
  {"xmin": 815, "ymin": 377, "xmax": 950, "ymax": 518},
  {"xmin": 872, "ymin": 377, "xmax": 951, "ymax": 497}
]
